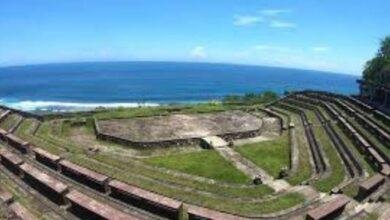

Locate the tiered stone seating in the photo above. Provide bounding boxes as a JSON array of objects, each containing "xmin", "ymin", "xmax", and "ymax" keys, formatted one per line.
[
  {"xmin": 346, "ymin": 96, "xmax": 374, "ymax": 112},
  {"xmin": 8, "ymin": 115, "xmax": 24, "ymax": 133},
  {"xmin": 277, "ymin": 102, "xmax": 326, "ymax": 174},
  {"xmin": 65, "ymin": 189, "xmax": 141, "ymax": 220},
  {"xmin": 358, "ymin": 174, "xmax": 385, "ymax": 198},
  {"xmin": 0, "ymin": 148, "xmax": 24, "ymax": 175},
  {"xmin": 32, "ymin": 147, "xmax": 61, "ymax": 170},
  {"xmin": 0, "ymin": 188, "xmax": 35, "ymax": 219},
  {"xmin": 263, "ymin": 108, "xmax": 288, "ymax": 130},
  {"xmin": 373, "ymin": 110, "xmax": 390, "ymax": 125},
  {"xmin": 306, "ymin": 195, "xmax": 350, "ymax": 220},
  {"xmin": 8, "ymin": 201, "xmax": 35, "ymax": 220},
  {"xmin": 0, "ymin": 128, "xmax": 8, "ymax": 141},
  {"xmin": 335, "ymin": 99, "xmax": 390, "ymax": 146},
  {"xmin": 4, "ymin": 133, "xmax": 30, "ymax": 154},
  {"xmin": 109, "ymin": 179, "xmax": 181, "ymax": 219},
  {"xmin": 187, "ymin": 204, "xmax": 241, "ymax": 220},
  {"xmin": 59, "ymin": 160, "xmax": 110, "ymax": 192},
  {"xmin": 286, "ymin": 96, "xmax": 363, "ymax": 178},
  {"xmin": 306, "ymin": 92, "xmax": 390, "ymax": 176},
  {"xmin": 0, "ymin": 110, "xmax": 11, "ymax": 123},
  {"xmin": 20, "ymin": 163, "xmax": 69, "ymax": 204},
  {"xmin": 0, "ymin": 189, "xmax": 13, "ymax": 205}
]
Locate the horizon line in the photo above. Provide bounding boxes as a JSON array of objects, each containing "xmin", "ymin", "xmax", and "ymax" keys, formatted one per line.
[{"xmin": 0, "ymin": 59, "xmax": 360, "ymax": 77}]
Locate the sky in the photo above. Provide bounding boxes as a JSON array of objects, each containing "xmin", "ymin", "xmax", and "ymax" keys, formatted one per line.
[{"xmin": 0, "ymin": 0, "xmax": 389, "ymax": 75}]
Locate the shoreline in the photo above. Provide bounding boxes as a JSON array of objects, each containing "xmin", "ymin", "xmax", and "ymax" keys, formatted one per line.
[{"xmin": 0, "ymin": 99, "xmax": 219, "ymax": 114}]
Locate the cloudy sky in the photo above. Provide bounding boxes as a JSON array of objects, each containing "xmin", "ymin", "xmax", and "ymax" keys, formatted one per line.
[{"xmin": 0, "ymin": 0, "xmax": 389, "ymax": 75}]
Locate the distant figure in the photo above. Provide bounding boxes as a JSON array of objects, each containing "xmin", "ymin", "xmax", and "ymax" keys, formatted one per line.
[
  {"xmin": 253, "ymin": 176, "xmax": 263, "ymax": 185},
  {"xmin": 279, "ymin": 166, "xmax": 289, "ymax": 179}
]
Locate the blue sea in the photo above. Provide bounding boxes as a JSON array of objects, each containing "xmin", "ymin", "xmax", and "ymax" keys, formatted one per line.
[{"xmin": 0, "ymin": 62, "xmax": 359, "ymax": 112}]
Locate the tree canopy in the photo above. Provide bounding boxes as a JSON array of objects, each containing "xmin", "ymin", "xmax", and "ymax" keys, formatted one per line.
[
  {"xmin": 363, "ymin": 36, "xmax": 390, "ymax": 86},
  {"xmin": 222, "ymin": 91, "xmax": 278, "ymax": 105}
]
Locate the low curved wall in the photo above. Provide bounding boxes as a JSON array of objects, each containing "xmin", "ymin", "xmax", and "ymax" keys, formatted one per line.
[
  {"xmin": 93, "ymin": 117, "xmax": 262, "ymax": 148},
  {"xmin": 0, "ymin": 105, "xmax": 44, "ymax": 121}
]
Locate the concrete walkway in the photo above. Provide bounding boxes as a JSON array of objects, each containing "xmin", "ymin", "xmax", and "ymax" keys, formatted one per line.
[
  {"xmin": 289, "ymin": 124, "xmax": 300, "ymax": 174},
  {"xmin": 233, "ymin": 136, "xmax": 272, "ymax": 146},
  {"xmin": 203, "ymin": 136, "xmax": 291, "ymax": 192},
  {"xmin": 201, "ymin": 136, "xmax": 227, "ymax": 148}
]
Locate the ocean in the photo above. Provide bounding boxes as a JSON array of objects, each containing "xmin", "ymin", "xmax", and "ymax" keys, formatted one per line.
[{"xmin": 0, "ymin": 61, "xmax": 360, "ymax": 112}]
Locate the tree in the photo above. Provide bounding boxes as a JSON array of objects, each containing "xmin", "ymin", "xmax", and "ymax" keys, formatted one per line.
[
  {"xmin": 222, "ymin": 95, "xmax": 242, "ymax": 105},
  {"xmin": 222, "ymin": 91, "xmax": 279, "ymax": 105},
  {"xmin": 363, "ymin": 35, "xmax": 390, "ymax": 85},
  {"xmin": 378, "ymin": 36, "xmax": 390, "ymax": 58},
  {"xmin": 262, "ymin": 91, "xmax": 278, "ymax": 103}
]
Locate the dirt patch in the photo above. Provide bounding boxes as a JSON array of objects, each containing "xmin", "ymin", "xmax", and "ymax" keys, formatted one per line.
[
  {"xmin": 97, "ymin": 110, "xmax": 263, "ymax": 142},
  {"xmin": 68, "ymin": 126, "xmax": 203, "ymax": 157},
  {"xmin": 261, "ymin": 117, "xmax": 281, "ymax": 137}
]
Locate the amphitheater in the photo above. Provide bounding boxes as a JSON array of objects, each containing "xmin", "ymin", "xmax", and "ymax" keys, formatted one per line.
[
  {"xmin": 95, "ymin": 111, "xmax": 267, "ymax": 147},
  {"xmin": 0, "ymin": 90, "xmax": 388, "ymax": 219}
]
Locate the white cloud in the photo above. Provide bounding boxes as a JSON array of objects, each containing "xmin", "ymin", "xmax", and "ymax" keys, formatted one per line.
[
  {"xmin": 312, "ymin": 47, "xmax": 331, "ymax": 53},
  {"xmin": 233, "ymin": 9, "xmax": 296, "ymax": 29},
  {"xmin": 190, "ymin": 46, "xmax": 207, "ymax": 59},
  {"xmin": 269, "ymin": 20, "xmax": 296, "ymax": 28},
  {"xmin": 260, "ymin": 9, "xmax": 291, "ymax": 16},
  {"xmin": 233, "ymin": 15, "xmax": 263, "ymax": 26},
  {"xmin": 227, "ymin": 44, "xmax": 353, "ymax": 73},
  {"xmin": 254, "ymin": 45, "xmax": 292, "ymax": 52}
]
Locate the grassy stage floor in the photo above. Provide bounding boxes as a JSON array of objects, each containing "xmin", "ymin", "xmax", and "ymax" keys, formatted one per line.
[{"xmin": 144, "ymin": 150, "xmax": 251, "ymax": 184}]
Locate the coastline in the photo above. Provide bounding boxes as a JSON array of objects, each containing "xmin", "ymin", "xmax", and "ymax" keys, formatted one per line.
[
  {"xmin": 0, "ymin": 99, "xmax": 160, "ymax": 112},
  {"xmin": 0, "ymin": 62, "xmax": 359, "ymax": 113},
  {"xmin": 0, "ymin": 99, "xmax": 216, "ymax": 113}
]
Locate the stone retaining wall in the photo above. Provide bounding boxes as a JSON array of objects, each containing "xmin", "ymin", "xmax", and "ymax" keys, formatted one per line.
[
  {"xmin": 93, "ymin": 117, "xmax": 262, "ymax": 148},
  {"xmin": 0, "ymin": 105, "xmax": 43, "ymax": 121}
]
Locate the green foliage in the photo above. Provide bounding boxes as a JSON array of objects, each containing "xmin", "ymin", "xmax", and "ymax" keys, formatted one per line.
[
  {"xmin": 15, "ymin": 116, "xmax": 308, "ymax": 215},
  {"xmin": 222, "ymin": 91, "xmax": 278, "ymax": 105},
  {"xmin": 378, "ymin": 36, "xmax": 390, "ymax": 58},
  {"xmin": 235, "ymin": 134, "xmax": 290, "ymax": 178},
  {"xmin": 312, "ymin": 124, "xmax": 345, "ymax": 192},
  {"xmin": 363, "ymin": 35, "xmax": 390, "ymax": 85}
]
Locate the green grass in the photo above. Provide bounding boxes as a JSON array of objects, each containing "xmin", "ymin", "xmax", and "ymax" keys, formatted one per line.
[
  {"xmin": 303, "ymin": 103, "xmax": 376, "ymax": 177},
  {"xmin": 304, "ymin": 110, "xmax": 318, "ymax": 125},
  {"xmin": 0, "ymin": 114, "xmax": 19, "ymax": 131},
  {"xmin": 332, "ymin": 124, "xmax": 375, "ymax": 175},
  {"xmin": 342, "ymin": 182, "xmax": 359, "ymax": 198},
  {"xmin": 17, "ymin": 119, "xmax": 274, "ymax": 199},
  {"xmin": 332, "ymin": 104, "xmax": 390, "ymax": 156},
  {"xmin": 67, "ymin": 154, "xmax": 304, "ymax": 216},
  {"xmin": 313, "ymin": 104, "xmax": 375, "ymax": 176},
  {"xmin": 0, "ymin": 168, "xmax": 52, "ymax": 219},
  {"xmin": 13, "ymin": 113, "xmax": 308, "ymax": 216},
  {"xmin": 235, "ymin": 134, "xmax": 290, "ymax": 178},
  {"xmin": 280, "ymin": 103, "xmax": 346, "ymax": 191},
  {"xmin": 343, "ymin": 99, "xmax": 390, "ymax": 133},
  {"xmin": 349, "ymin": 118, "xmax": 390, "ymax": 156},
  {"xmin": 362, "ymin": 213, "xmax": 379, "ymax": 220},
  {"xmin": 92, "ymin": 153, "xmax": 274, "ymax": 198},
  {"xmin": 144, "ymin": 150, "xmax": 250, "ymax": 184},
  {"xmin": 200, "ymin": 192, "xmax": 304, "ymax": 215},
  {"xmin": 298, "ymin": 107, "xmax": 345, "ymax": 192},
  {"xmin": 272, "ymin": 107, "xmax": 312, "ymax": 185},
  {"xmin": 311, "ymin": 124, "xmax": 345, "ymax": 192}
]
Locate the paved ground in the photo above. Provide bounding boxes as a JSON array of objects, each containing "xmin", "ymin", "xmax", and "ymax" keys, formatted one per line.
[
  {"xmin": 97, "ymin": 110, "xmax": 263, "ymax": 142},
  {"xmin": 208, "ymin": 138, "xmax": 291, "ymax": 192},
  {"xmin": 201, "ymin": 136, "xmax": 227, "ymax": 148}
]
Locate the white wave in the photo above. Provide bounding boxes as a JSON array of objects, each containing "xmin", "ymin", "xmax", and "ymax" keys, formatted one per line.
[{"xmin": 0, "ymin": 100, "xmax": 160, "ymax": 112}]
